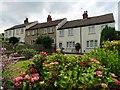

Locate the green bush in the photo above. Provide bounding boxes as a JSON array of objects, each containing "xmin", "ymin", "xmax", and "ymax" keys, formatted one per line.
[
  {"xmin": 89, "ymin": 47, "xmax": 120, "ymax": 79},
  {"xmin": 14, "ymin": 51, "xmax": 120, "ymax": 89},
  {"xmin": 20, "ymin": 49, "xmax": 36, "ymax": 59}
]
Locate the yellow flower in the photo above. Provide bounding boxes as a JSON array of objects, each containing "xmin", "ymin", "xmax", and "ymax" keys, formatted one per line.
[
  {"xmin": 40, "ymin": 81, "xmax": 45, "ymax": 85},
  {"xmin": 101, "ymin": 83, "xmax": 108, "ymax": 88}
]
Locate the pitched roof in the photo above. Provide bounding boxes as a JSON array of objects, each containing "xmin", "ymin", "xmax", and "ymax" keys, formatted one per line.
[
  {"xmin": 27, "ymin": 18, "xmax": 65, "ymax": 30},
  {"xmin": 5, "ymin": 21, "xmax": 36, "ymax": 31},
  {"xmin": 58, "ymin": 13, "xmax": 115, "ymax": 30}
]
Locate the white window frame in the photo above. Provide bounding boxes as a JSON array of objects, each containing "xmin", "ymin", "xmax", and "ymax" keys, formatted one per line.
[
  {"xmin": 43, "ymin": 28, "xmax": 47, "ymax": 34},
  {"xmin": 59, "ymin": 30, "xmax": 64, "ymax": 37},
  {"xmin": 59, "ymin": 42, "xmax": 62, "ymax": 48},
  {"xmin": 86, "ymin": 40, "xmax": 98, "ymax": 48},
  {"xmin": 16, "ymin": 29, "xmax": 19, "ymax": 35},
  {"xmin": 32, "ymin": 30, "xmax": 35, "ymax": 35},
  {"xmin": 68, "ymin": 28, "xmax": 74, "ymax": 36},
  {"xmin": 88, "ymin": 26, "xmax": 95, "ymax": 34},
  {"xmin": 21, "ymin": 29, "xmax": 24, "ymax": 34},
  {"xmin": 48, "ymin": 27, "xmax": 53, "ymax": 33},
  {"xmin": 66, "ymin": 41, "xmax": 75, "ymax": 48},
  {"xmin": 27, "ymin": 31, "xmax": 30, "ymax": 36},
  {"xmin": 9, "ymin": 30, "xmax": 12, "ymax": 36}
]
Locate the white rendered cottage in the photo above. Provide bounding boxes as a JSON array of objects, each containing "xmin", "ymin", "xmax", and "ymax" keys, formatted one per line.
[{"xmin": 56, "ymin": 11, "xmax": 115, "ymax": 53}]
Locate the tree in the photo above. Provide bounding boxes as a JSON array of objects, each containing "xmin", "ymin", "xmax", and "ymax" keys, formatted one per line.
[
  {"xmin": 75, "ymin": 42, "xmax": 81, "ymax": 52},
  {"xmin": 9, "ymin": 37, "xmax": 19, "ymax": 51},
  {"xmin": 100, "ymin": 26, "xmax": 117, "ymax": 46},
  {"xmin": 36, "ymin": 35, "xmax": 53, "ymax": 49}
]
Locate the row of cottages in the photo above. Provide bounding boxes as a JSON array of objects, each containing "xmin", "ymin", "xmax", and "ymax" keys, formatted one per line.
[
  {"xmin": 25, "ymin": 15, "xmax": 67, "ymax": 46},
  {"xmin": 4, "ymin": 18, "xmax": 38, "ymax": 42},
  {"xmin": 56, "ymin": 11, "xmax": 115, "ymax": 53},
  {"xmin": 4, "ymin": 11, "xmax": 115, "ymax": 53}
]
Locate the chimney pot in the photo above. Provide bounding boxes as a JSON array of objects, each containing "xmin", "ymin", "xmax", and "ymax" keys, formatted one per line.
[
  {"xmin": 24, "ymin": 18, "xmax": 28, "ymax": 24},
  {"xmin": 47, "ymin": 15, "xmax": 52, "ymax": 23},
  {"xmin": 83, "ymin": 11, "xmax": 88, "ymax": 19}
]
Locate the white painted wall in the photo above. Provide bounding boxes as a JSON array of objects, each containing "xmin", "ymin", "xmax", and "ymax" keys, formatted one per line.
[
  {"xmin": 56, "ymin": 27, "xmax": 81, "ymax": 52},
  {"xmin": 56, "ymin": 22, "xmax": 115, "ymax": 53},
  {"xmin": 81, "ymin": 23, "xmax": 115, "ymax": 53}
]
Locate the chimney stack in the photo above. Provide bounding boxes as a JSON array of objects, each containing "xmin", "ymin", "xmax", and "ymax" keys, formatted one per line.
[
  {"xmin": 47, "ymin": 15, "xmax": 52, "ymax": 23},
  {"xmin": 24, "ymin": 18, "xmax": 28, "ymax": 24},
  {"xmin": 83, "ymin": 11, "xmax": 88, "ymax": 19}
]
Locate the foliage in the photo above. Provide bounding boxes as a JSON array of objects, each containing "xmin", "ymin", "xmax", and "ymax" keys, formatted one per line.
[
  {"xmin": 89, "ymin": 47, "xmax": 120, "ymax": 79},
  {"xmin": 9, "ymin": 37, "xmax": 19, "ymax": 45},
  {"xmin": 14, "ymin": 51, "xmax": 120, "ymax": 89},
  {"xmin": 75, "ymin": 42, "xmax": 81, "ymax": 52},
  {"xmin": 36, "ymin": 35, "xmax": 53, "ymax": 49},
  {"xmin": 20, "ymin": 49, "xmax": 36, "ymax": 59},
  {"xmin": 100, "ymin": 26, "xmax": 117, "ymax": 46}
]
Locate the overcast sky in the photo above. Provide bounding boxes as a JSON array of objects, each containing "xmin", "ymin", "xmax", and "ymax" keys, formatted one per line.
[{"xmin": 0, "ymin": 0, "xmax": 119, "ymax": 33}]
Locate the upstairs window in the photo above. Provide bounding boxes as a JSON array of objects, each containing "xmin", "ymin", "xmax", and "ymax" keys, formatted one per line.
[
  {"xmin": 9, "ymin": 30, "xmax": 12, "ymax": 36},
  {"xmin": 59, "ymin": 30, "xmax": 64, "ymax": 37},
  {"xmin": 21, "ymin": 29, "xmax": 24, "ymax": 34},
  {"xmin": 68, "ymin": 28, "xmax": 74, "ymax": 36},
  {"xmin": 16, "ymin": 29, "xmax": 19, "ymax": 35},
  {"xmin": 88, "ymin": 26, "xmax": 95, "ymax": 34},
  {"xmin": 43, "ymin": 28, "xmax": 47, "ymax": 34},
  {"xmin": 32, "ymin": 30, "xmax": 36, "ymax": 35},
  {"xmin": 48, "ymin": 27, "xmax": 53, "ymax": 33}
]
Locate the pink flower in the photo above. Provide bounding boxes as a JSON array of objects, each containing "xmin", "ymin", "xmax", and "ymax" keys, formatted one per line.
[
  {"xmin": 11, "ymin": 76, "xmax": 15, "ymax": 79},
  {"xmin": 115, "ymin": 80, "xmax": 120, "ymax": 85},
  {"xmin": 16, "ymin": 68, "xmax": 20, "ymax": 71},
  {"xmin": 19, "ymin": 72, "xmax": 26, "ymax": 76},
  {"xmin": 1, "ymin": 48, "xmax": 6, "ymax": 51},
  {"xmin": 56, "ymin": 49, "xmax": 61, "ymax": 53},
  {"xmin": 30, "ymin": 68, "xmax": 37, "ymax": 73},
  {"xmin": 40, "ymin": 52, "xmax": 47, "ymax": 55},
  {"xmin": 14, "ymin": 76, "xmax": 23, "ymax": 83},
  {"xmin": 30, "ymin": 73, "xmax": 40, "ymax": 83},
  {"xmin": 96, "ymin": 71, "xmax": 103, "ymax": 76},
  {"xmin": 0, "ymin": 76, "xmax": 3, "ymax": 81},
  {"xmin": 54, "ymin": 62, "xmax": 59, "ymax": 65},
  {"xmin": 90, "ymin": 58, "xmax": 100, "ymax": 63}
]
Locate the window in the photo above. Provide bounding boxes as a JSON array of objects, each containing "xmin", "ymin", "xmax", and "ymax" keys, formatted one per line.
[
  {"xmin": 59, "ymin": 30, "xmax": 64, "ymax": 37},
  {"xmin": 43, "ymin": 28, "xmax": 47, "ymax": 34},
  {"xmin": 68, "ymin": 28, "xmax": 74, "ymax": 36},
  {"xmin": 52, "ymin": 38, "xmax": 55, "ymax": 44},
  {"xmin": 31, "ymin": 40, "xmax": 36, "ymax": 45},
  {"xmin": 88, "ymin": 26, "xmax": 95, "ymax": 34},
  {"xmin": 21, "ymin": 29, "xmax": 24, "ymax": 34},
  {"xmin": 59, "ymin": 43, "xmax": 62, "ymax": 48},
  {"xmin": 5, "ymin": 32, "xmax": 8, "ymax": 36},
  {"xmin": 9, "ymin": 31, "xmax": 12, "ymax": 36},
  {"xmin": 86, "ymin": 40, "xmax": 98, "ymax": 48},
  {"xmin": 32, "ymin": 30, "xmax": 36, "ymax": 35},
  {"xmin": 16, "ymin": 29, "xmax": 19, "ymax": 35},
  {"xmin": 48, "ymin": 27, "xmax": 53, "ymax": 33},
  {"xmin": 66, "ymin": 41, "xmax": 75, "ymax": 48},
  {"xmin": 27, "ymin": 31, "xmax": 30, "ymax": 36}
]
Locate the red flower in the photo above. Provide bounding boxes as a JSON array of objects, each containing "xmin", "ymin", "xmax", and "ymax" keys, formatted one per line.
[
  {"xmin": 115, "ymin": 80, "xmax": 120, "ymax": 85},
  {"xmin": 30, "ymin": 68, "xmax": 37, "ymax": 73},
  {"xmin": 54, "ymin": 62, "xmax": 59, "ymax": 65},
  {"xmin": 96, "ymin": 71, "xmax": 103, "ymax": 76},
  {"xmin": 80, "ymin": 60, "xmax": 88, "ymax": 66},
  {"xmin": 56, "ymin": 49, "xmax": 61, "ymax": 53},
  {"xmin": 40, "ymin": 52, "xmax": 47, "ymax": 55},
  {"xmin": 90, "ymin": 58, "xmax": 100, "ymax": 63}
]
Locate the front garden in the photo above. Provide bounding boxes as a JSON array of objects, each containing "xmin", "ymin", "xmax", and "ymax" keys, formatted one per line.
[{"xmin": 1, "ymin": 41, "xmax": 120, "ymax": 89}]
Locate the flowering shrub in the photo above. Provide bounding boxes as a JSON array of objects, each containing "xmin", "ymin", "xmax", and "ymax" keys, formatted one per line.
[
  {"xmin": 20, "ymin": 49, "xmax": 36, "ymax": 59},
  {"xmin": 14, "ymin": 51, "xmax": 120, "ymax": 89},
  {"xmin": 89, "ymin": 47, "xmax": 120, "ymax": 79}
]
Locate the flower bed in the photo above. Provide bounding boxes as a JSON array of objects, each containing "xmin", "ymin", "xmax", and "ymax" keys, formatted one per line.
[{"xmin": 13, "ymin": 50, "xmax": 120, "ymax": 89}]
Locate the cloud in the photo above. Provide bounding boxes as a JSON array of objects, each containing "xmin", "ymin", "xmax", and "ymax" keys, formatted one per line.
[{"xmin": 0, "ymin": 1, "xmax": 119, "ymax": 33}]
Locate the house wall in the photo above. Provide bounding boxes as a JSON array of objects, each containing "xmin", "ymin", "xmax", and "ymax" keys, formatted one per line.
[
  {"xmin": 56, "ymin": 22, "xmax": 115, "ymax": 53},
  {"xmin": 81, "ymin": 23, "xmax": 115, "ymax": 53},
  {"xmin": 56, "ymin": 27, "xmax": 81, "ymax": 52}
]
